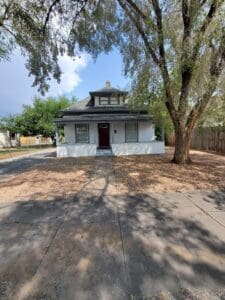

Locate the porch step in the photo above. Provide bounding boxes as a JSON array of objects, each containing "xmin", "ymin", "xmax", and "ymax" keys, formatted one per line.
[{"xmin": 96, "ymin": 149, "xmax": 113, "ymax": 157}]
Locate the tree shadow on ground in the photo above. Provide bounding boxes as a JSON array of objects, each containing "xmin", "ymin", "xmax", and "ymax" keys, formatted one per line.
[
  {"xmin": 202, "ymin": 189, "xmax": 225, "ymax": 211},
  {"xmin": 113, "ymin": 148, "xmax": 225, "ymax": 192},
  {"xmin": 1, "ymin": 183, "xmax": 225, "ymax": 299},
  {"xmin": 0, "ymin": 156, "xmax": 99, "ymax": 201}
]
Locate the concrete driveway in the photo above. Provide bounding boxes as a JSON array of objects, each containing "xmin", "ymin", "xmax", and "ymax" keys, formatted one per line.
[{"xmin": 0, "ymin": 155, "xmax": 225, "ymax": 299}]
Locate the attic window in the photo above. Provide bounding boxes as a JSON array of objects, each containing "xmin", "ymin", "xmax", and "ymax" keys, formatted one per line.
[
  {"xmin": 99, "ymin": 96, "xmax": 109, "ymax": 105},
  {"xmin": 110, "ymin": 96, "xmax": 120, "ymax": 105},
  {"xmin": 99, "ymin": 96, "xmax": 119, "ymax": 105}
]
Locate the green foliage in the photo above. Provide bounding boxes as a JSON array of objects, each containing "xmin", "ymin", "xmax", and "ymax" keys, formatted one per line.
[
  {"xmin": 129, "ymin": 65, "xmax": 173, "ymax": 136},
  {"xmin": 0, "ymin": 0, "xmax": 119, "ymax": 93},
  {"xmin": 198, "ymin": 95, "xmax": 225, "ymax": 127},
  {"xmin": 0, "ymin": 0, "xmax": 65, "ymax": 93},
  {"xmin": 1, "ymin": 95, "xmax": 75, "ymax": 137},
  {"xmin": 0, "ymin": 114, "xmax": 21, "ymax": 133}
]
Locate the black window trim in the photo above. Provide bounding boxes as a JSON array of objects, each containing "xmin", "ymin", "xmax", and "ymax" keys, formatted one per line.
[
  {"xmin": 125, "ymin": 122, "xmax": 138, "ymax": 143},
  {"xmin": 75, "ymin": 123, "xmax": 89, "ymax": 144}
]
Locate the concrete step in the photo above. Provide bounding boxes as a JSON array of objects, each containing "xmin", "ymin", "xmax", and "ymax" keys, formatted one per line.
[{"xmin": 96, "ymin": 149, "xmax": 113, "ymax": 157}]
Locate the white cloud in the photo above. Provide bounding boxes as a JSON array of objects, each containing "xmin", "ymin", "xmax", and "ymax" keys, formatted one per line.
[
  {"xmin": 0, "ymin": 52, "xmax": 90, "ymax": 116},
  {"xmin": 47, "ymin": 53, "xmax": 90, "ymax": 96}
]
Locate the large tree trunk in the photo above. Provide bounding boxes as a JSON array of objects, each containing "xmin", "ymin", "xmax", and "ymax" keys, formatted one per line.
[{"xmin": 171, "ymin": 124, "xmax": 193, "ymax": 164}]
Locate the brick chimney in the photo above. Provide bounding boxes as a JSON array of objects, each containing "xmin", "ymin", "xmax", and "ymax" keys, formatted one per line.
[{"xmin": 105, "ymin": 80, "xmax": 111, "ymax": 88}]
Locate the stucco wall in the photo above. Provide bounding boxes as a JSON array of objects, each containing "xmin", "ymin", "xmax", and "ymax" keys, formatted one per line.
[
  {"xmin": 57, "ymin": 141, "xmax": 164, "ymax": 157},
  {"xmin": 64, "ymin": 121, "xmax": 155, "ymax": 146},
  {"xmin": 57, "ymin": 144, "xmax": 97, "ymax": 157},
  {"xmin": 111, "ymin": 141, "xmax": 164, "ymax": 156},
  {"xmin": 111, "ymin": 122, "xmax": 125, "ymax": 143},
  {"xmin": 138, "ymin": 122, "xmax": 155, "ymax": 142}
]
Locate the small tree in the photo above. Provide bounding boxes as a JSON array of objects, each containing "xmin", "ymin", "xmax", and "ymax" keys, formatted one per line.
[{"xmin": 1, "ymin": 95, "xmax": 75, "ymax": 138}]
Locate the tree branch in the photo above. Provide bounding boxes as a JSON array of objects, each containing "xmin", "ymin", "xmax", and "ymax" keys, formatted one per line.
[
  {"xmin": 0, "ymin": 1, "xmax": 14, "ymax": 26},
  {"xmin": 118, "ymin": 0, "xmax": 159, "ymax": 66},
  {"xmin": 42, "ymin": 0, "xmax": 60, "ymax": 35},
  {"xmin": 178, "ymin": 0, "xmax": 223, "ymax": 115},
  {"xmin": 152, "ymin": 0, "xmax": 176, "ymax": 121},
  {"xmin": 124, "ymin": 0, "xmax": 148, "ymax": 20},
  {"xmin": 186, "ymin": 41, "xmax": 225, "ymax": 129}
]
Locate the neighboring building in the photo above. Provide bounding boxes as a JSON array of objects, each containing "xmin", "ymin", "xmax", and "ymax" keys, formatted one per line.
[
  {"xmin": 0, "ymin": 129, "xmax": 20, "ymax": 148},
  {"xmin": 54, "ymin": 81, "xmax": 164, "ymax": 157}
]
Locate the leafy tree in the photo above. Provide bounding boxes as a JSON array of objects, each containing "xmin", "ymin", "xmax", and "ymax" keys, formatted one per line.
[
  {"xmin": 0, "ymin": 1, "xmax": 96, "ymax": 93},
  {"xmin": 1, "ymin": 0, "xmax": 225, "ymax": 163},
  {"xmin": 198, "ymin": 95, "xmax": 225, "ymax": 127},
  {"xmin": 1, "ymin": 95, "xmax": 75, "ymax": 137},
  {"xmin": 129, "ymin": 65, "xmax": 173, "ymax": 137},
  {"xmin": 0, "ymin": 114, "xmax": 21, "ymax": 133}
]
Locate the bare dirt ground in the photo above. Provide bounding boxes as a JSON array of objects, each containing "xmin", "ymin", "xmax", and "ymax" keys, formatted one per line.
[
  {"xmin": 114, "ymin": 147, "xmax": 225, "ymax": 193},
  {"xmin": 0, "ymin": 147, "xmax": 224, "ymax": 202}
]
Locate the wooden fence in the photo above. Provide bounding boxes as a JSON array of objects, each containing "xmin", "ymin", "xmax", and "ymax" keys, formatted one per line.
[
  {"xmin": 20, "ymin": 136, "xmax": 52, "ymax": 146},
  {"xmin": 166, "ymin": 127, "xmax": 225, "ymax": 154}
]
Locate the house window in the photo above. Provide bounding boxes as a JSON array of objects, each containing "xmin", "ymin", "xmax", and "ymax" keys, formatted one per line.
[
  {"xmin": 99, "ymin": 96, "xmax": 120, "ymax": 105},
  {"xmin": 125, "ymin": 123, "xmax": 138, "ymax": 142},
  {"xmin": 99, "ymin": 96, "xmax": 109, "ymax": 105},
  {"xmin": 75, "ymin": 124, "xmax": 89, "ymax": 143},
  {"xmin": 110, "ymin": 96, "xmax": 119, "ymax": 105}
]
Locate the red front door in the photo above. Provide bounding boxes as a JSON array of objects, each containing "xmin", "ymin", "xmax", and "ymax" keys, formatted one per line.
[{"xmin": 98, "ymin": 123, "xmax": 110, "ymax": 149}]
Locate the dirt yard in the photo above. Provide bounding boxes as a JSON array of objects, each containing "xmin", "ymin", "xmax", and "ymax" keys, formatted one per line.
[
  {"xmin": 114, "ymin": 147, "xmax": 225, "ymax": 193},
  {"xmin": 0, "ymin": 147, "xmax": 225, "ymax": 202}
]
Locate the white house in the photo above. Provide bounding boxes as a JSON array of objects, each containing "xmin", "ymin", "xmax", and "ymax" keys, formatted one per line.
[
  {"xmin": 0, "ymin": 129, "xmax": 20, "ymax": 148},
  {"xmin": 55, "ymin": 81, "xmax": 164, "ymax": 157}
]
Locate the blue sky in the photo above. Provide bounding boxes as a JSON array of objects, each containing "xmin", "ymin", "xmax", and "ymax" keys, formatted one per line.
[{"xmin": 0, "ymin": 48, "xmax": 130, "ymax": 117}]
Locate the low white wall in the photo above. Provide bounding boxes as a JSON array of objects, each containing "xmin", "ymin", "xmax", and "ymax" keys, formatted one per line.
[
  {"xmin": 111, "ymin": 141, "xmax": 165, "ymax": 156},
  {"xmin": 57, "ymin": 144, "xmax": 97, "ymax": 157}
]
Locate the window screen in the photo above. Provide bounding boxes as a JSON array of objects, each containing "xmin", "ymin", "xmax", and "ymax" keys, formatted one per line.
[
  {"xmin": 76, "ymin": 124, "xmax": 89, "ymax": 143},
  {"xmin": 125, "ymin": 123, "xmax": 138, "ymax": 142}
]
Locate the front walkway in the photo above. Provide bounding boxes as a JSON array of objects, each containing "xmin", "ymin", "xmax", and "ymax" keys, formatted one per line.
[{"xmin": 0, "ymin": 157, "xmax": 225, "ymax": 299}]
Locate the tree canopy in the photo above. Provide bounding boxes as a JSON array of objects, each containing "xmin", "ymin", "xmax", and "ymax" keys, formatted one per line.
[{"xmin": 1, "ymin": 95, "xmax": 75, "ymax": 137}]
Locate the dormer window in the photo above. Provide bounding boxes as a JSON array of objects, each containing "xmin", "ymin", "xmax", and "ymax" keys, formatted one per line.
[
  {"xmin": 90, "ymin": 81, "xmax": 128, "ymax": 107},
  {"xmin": 110, "ymin": 96, "xmax": 120, "ymax": 105},
  {"xmin": 99, "ymin": 96, "xmax": 119, "ymax": 105},
  {"xmin": 99, "ymin": 96, "xmax": 109, "ymax": 105}
]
